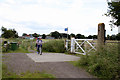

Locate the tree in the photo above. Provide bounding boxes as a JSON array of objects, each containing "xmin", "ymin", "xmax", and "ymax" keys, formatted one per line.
[
  {"xmin": 32, "ymin": 33, "xmax": 39, "ymax": 38},
  {"xmin": 61, "ymin": 33, "xmax": 67, "ymax": 38},
  {"xmin": 76, "ymin": 34, "xmax": 85, "ymax": 39},
  {"xmin": 22, "ymin": 33, "xmax": 27, "ymax": 36},
  {"xmin": 12, "ymin": 29, "xmax": 18, "ymax": 38},
  {"xmin": 1, "ymin": 27, "xmax": 18, "ymax": 38},
  {"xmin": 1, "ymin": 26, "xmax": 7, "ymax": 33},
  {"xmin": 106, "ymin": 0, "xmax": 120, "ymax": 28},
  {"xmin": 87, "ymin": 35, "xmax": 93, "ymax": 39},
  {"xmin": 70, "ymin": 33, "xmax": 75, "ymax": 38},
  {"xmin": 42, "ymin": 34, "xmax": 46, "ymax": 39},
  {"xmin": 51, "ymin": 31, "xmax": 61, "ymax": 39},
  {"xmin": 110, "ymin": 34, "xmax": 116, "ymax": 40},
  {"xmin": 116, "ymin": 33, "xmax": 120, "ymax": 40},
  {"xmin": 106, "ymin": 34, "xmax": 111, "ymax": 40},
  {"xmin": 93, "ymin": 35, "xmax": 97, "ymax": 39}
]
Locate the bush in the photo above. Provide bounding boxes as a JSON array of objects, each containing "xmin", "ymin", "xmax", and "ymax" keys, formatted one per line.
[
  {"xmin": 2, "ymin": 38, "xmax": 36, "ymax": 53},
  {"xmin": 78, "ymin": 43, "xmax": 119, "ymax": 79},
  {"xmin": 42, "ymin": 39, "xmax": 65, "ymax": 53}
]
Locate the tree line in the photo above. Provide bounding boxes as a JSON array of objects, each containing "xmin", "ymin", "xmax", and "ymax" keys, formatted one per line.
[
  {"xmin": 22, "ymin": 31, "xmax": 97, "ymax": 39},
  {"xmin": 1, "ymin": 27, "xmax": 120, "ymax": 40},
  {"xmin": 1, "ymin": 27, "xmax": 18, "ymax": 38}
]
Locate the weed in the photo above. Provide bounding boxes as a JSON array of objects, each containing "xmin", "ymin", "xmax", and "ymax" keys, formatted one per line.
[{"xmin": 77, "ymin": 43, "xmax": 119, "ymax": 79}]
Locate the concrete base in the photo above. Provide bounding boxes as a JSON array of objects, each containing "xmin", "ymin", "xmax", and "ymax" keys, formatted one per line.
[{"xmin": 26, "ymin": 53, "xmax": 80, "ymax": 62}]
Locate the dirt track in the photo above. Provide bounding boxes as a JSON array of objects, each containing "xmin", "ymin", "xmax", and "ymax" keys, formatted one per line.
[{"xmin": 3, "ymin": 53, "xmax": 95, "ymax": 78}]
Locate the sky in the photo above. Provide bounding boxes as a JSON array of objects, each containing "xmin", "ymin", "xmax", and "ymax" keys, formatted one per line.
[{"xmin": 0, "ymin": 0, "xmax": 119, "ymax": 36}]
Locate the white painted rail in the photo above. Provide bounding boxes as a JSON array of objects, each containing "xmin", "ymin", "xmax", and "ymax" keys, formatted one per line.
[{"xmin": 69, "ymin": 38, "xmax": 96, "ymax": 55}]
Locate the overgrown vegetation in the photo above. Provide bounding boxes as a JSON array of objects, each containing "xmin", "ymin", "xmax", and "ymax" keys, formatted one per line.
[
  {"xmin": 106, "ymin": 0, "xmax": 120, "ymax": 27},
  {"xmin": 2, "ymin": 38, "xmax": 36, "ymax": 53},
  {"xmin": 2, "ymin": 63, "xmax": 55, "ymax": 78},
  {"xmin": 42, "ymin": 39, "xmax": 65, "ymax": 53},
  {"xmin": 77, "ymin": 43, "xmax": 119, "ymax": 79},
  {"xmin": 1, "ymin": 27, "xmax": 18, "ymax": 38},
  {"xmin": 2, "ymin": 38, "xmax": 66, "ymax": 53}
]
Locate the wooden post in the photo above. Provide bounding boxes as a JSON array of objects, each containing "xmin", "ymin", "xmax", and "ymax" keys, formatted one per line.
[{"xmin": 98, "ymin": 23, "xmax": 106, "ymax": 45}]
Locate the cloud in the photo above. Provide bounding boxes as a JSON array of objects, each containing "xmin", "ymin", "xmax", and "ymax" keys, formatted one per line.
[{"xmin": 0, "ymin": 0, "xmax": 118, "ymax": 36}]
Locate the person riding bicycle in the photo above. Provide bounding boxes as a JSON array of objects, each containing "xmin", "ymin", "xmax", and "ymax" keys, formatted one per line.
[{"xmin": 36, "ymin": 37, "xmax": 42, "ymax": 55}]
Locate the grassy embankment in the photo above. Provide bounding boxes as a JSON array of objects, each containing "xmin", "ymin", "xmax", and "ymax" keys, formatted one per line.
[{"xmin": 70, "ymin": 41, "xmax": 119, "ymax": 80}]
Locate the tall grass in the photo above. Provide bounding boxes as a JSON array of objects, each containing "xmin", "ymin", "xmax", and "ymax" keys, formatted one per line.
[
  {"xmin": 77, "ymin": 43, "xmax": 119, "ymax": 79},
  {"xmin": 42, "ymin": 39, "xmax": 65, "ymax": 53},
  {"xmin": 2, "ymin": 38, "xmax": 36, "ymax": 53},
  {"xmin": 2, "ymin": 38, "xmax": 66, "ymax": 53}
]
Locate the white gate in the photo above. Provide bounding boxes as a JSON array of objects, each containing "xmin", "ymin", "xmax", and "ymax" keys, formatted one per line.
[{"xmin": 65, "ymin": 38, "xmax": 96, "ymax": 55}]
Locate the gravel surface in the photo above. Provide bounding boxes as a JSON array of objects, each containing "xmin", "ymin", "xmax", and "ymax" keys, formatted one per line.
[{"xmin": 2, "ymin": 53, "xmax": 95, "ymax": 78}]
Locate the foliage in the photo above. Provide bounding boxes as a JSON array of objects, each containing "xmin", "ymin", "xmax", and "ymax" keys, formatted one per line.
[
  {"xmin": 87, "ymin": 35, "xmax": 97, "ymax": 39},
  {"xmin": 77, "ymin": 43, "xmax": 119, "ymax": 79},
  {"xmin": 22, "ymin": 33, "xmax": 27, "ymax": 36},
  {"xmin": 4, "ymin": 47, "xmax": 30, "ymax": 53},
  {"xmin": 2, "ymin": 38, "xmax": 36, "ymax": 53},
  {"xmin": 32, "ymin": 33, "xmax": 39, "ymax": 38},
  {"xmin": 2, "ymin": 38, "xmax": 66, "ymax": 53},
  {"xmin": 42, "ymin": 34, "xmax": 46, "ymax": 39},
  {"xmin": 106, "ymin": 0, "xmax": 120, "ymax": 27},
  {"xmin": 106, "ymin": 33, "xmax": 120, "ymax": 40},
  {"xmin": 1, "ymin": 27, "xmax": 18, "ymax": 38},
  {"xmin": 75, "ymin": 34, "xmax": 85, "ymax": 39},
  {"xmin": 60, "ymin": 33, "xmax": 69, "ymax": 39},
  {"xmin": 51, "ymin": 31, "xmax": 61, "ymax": 39},
  {"xmin": 70, "ymin": 33, "xmax": 75, "ymax": 37},
  {"xmin": 42, "ymin": 39, "xmax": 65, "ymax": 53}
]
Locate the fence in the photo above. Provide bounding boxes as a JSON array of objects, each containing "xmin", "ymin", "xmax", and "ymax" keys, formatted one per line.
[
  {"xmin": 65, "ymin": 38, "xmax": 120, "ymax": 55},
  {"xmin": 65, "ymin": 38, "xmax": 97, "ymax": 55}
]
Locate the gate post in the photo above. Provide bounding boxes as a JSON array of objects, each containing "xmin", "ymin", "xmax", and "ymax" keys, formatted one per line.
[
  {"xmin": 98, "ymin": 23, "xmax": 106, "ymax": 45},
  {"xmin": 71, "ymin": 37, "xmax": 75, "ymax": 53},
  {"xmin": 65, "ymin": 39, "xmax": 68, "ymax": 50}
]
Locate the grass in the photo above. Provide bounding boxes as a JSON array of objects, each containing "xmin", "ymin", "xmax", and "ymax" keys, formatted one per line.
[
  {"xmin": 5, "ymin": 48, "xmax": 30, "ymax": 53},
  {"xmin": 75, "ymin": 43, "xmax": 119, "ymax": 80},
  {"xmin": 42, "ymin": 39, "xmax": 65, "ymax": 53},
  {"xmin": 2, "ymin": 63, "xmax": 55, "ymax": 79},
  {"xmin": 2, "ymin": 38, "xmax": 66, "ymax": 53},
  {"xmin": 2, "ymin": 38, "xmax": 35, "ymax": 53},
  {"xmin": 19, "ymin": 71, "xmax": 55, "ymax": 78}
]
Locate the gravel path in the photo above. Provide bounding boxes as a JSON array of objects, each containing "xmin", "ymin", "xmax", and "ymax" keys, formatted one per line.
[{"xmin": 3, "ymin": 53, "xmax": 95, "ymax": 78}]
